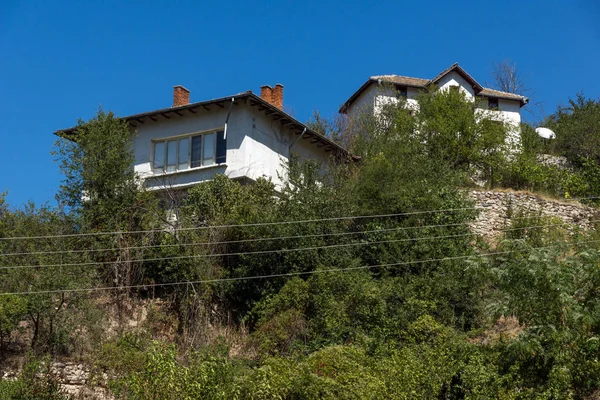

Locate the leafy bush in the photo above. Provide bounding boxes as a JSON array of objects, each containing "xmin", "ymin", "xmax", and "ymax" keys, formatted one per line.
[{"xmin": 0, "ymin": 358, "xmax": 65, "ymax": 400}]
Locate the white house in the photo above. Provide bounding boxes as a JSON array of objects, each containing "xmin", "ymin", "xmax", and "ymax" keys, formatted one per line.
[
  {"xmin": 57, "ymin": 84, "xmax": 351, "ymax": 192},
  {"xmin": 339, "ymin": 63, "xmax": 529, "ymax": 145}
]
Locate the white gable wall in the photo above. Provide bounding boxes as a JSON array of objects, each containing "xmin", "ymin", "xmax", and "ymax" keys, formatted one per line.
[
  {"xmin": 346, "ymin": 84, "xmax": 420, "ymax": 117},
  {"xmin": 243, "ymin": 109, "xmax": 331, "ymax": 185},
  {"xmin": 132, "ymin": 102, "xmax": 332, "ymax": 191},
  {"xmin": 435, "ymin": 71, "xmax": 476, "ymax": 100}
]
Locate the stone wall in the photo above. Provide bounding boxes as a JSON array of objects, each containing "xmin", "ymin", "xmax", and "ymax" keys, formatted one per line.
[
  {"xmin": 1, "ymin": 361, "xmax": 113, "ymax": 399},
  {"xmin": 468, "ymin": 190, "xmax": 599, "ymax": 237},
  {"xmin": 51, "ymin": 362, "xmax": 113, "ymax": 399},
  {"xmin": 537, "ymin": 154, "xmax": 571, "ymax": 170}
]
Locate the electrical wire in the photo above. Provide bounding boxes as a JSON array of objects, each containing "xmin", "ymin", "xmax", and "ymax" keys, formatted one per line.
[
  {"xmin": 2, "ymin": 195, "xmax": 597, "ymax": 242},
  {"xmin": 1, "ymin": 219, "xmax": 596, "ymax": 271},
  {"xmin": 0, "ymin": 232, "xmax": 479, "ymax": 270},
  {"xmin": 0, "ymin": 206, "xmax": 484, "ymax": 241},
  {"xmin": 3, "ymin": 218, "xmax": 591, "ymax": 258},
  {"xmin": 2, "ymin": 239, "xmax": 597, "ymax": 296}
]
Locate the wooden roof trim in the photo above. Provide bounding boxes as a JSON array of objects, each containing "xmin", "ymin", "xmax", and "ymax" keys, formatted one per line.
[{"xmin": 55, "ymin": 92, "xmax": 355, "ymax": 160}]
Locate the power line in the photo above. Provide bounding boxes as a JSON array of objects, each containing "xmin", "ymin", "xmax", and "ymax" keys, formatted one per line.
[
  {"xmin": 0, "ymin": 232, "xmax": 478, "ymax": 270},
  {"xmin": 2, "ymin": 195, "xmax": 597, "ymax": 242},
  {"xmin": 1, "ymin": 219, "xmax": 594, "ymax": 271},
  {"xmin": 0, "ymin": 206, "xmax": 483, "ymax": 241},
  {"xmin": 3, "ymin": 218, "xmax": 585, "ymax": 258},
  {"xmin": 2, "ymin": 239, "xmax": 597, "ymax": 296},
  {"xmin": 0, "ymin": 223, "xmax": 468, "ymax": 257}
]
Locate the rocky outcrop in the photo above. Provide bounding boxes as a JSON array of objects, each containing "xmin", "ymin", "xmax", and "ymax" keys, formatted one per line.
[
  {"xmin": 2, "ymin": 362, "xmax": 113, "ymax": 400},
  {"xmin": 468, "ymin": 190, "xmax": 598, "ymax": 237},
  {"xmin": 51, "ymin": 362, "xmax": 112, "ymax": 399},
  {"xmin": 537, "ymin": 154, "xmax": 571, "ymax": 170}
]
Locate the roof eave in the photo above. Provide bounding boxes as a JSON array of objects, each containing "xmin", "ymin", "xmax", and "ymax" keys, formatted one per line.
[
  {"xmin": 339, "ymin": 77, "xmax": 430, "ymax": 114},
  {"xmin": 55, "ymin": 92, "xmax": 356, "ymax": 161},
  {"xmin": 339, "ymin": 78, "xmax": 376, "ymax": 114},
  {"xmin": 245, "ymin": 94, "xmax": 355, "ymax": 159},
  {"xmin": 54, "ymin": 93, "xmax": 251, "ymax": 137},
  {"xmin": 429, "ymin": 63, "xmax": 484, "ymax": 93}
]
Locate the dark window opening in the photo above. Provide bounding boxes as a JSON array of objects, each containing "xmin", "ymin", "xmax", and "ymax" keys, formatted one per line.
[
  {"xmin": 396, "ymin": 85, "xmax": 408, "ymax": 98},
  {"xmin": 488, "ymin": 98, "xmax": 499, "ymax": 110},
  {"xmin": 216, "ymin": 130, "xmax": 227, "ymax": 164}
]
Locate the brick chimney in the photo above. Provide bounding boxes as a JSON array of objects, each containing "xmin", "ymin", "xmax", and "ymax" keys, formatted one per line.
[
  {"xmin": 173, "ymin": 85, "xmax": 190, "ymax": 107},
  {"xmin": 260, "ymin": 83, "xmax": 284, "ymax": 109},
  {"xmin": 260, "ymin": 85, "xmax": 273, "ymax": 104},
  {"xmin": 272, "ymin": 84, "xmax": 284, "ymax": 109}
]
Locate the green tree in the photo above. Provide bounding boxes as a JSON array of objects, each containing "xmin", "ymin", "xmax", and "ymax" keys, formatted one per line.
[
  {"xmin": 0, "ymin": 203, "xmax": 100, "ymax": 354},
  {"xmin": 0, "ymin": 295, "xmax": 27, "ymax": 354},
  {"xmin": 416, "ymin": 87, "xmax": 509, "ymax": 176},
  {"xmin": 53, "ymin": 109, "xmax": 162, "ymax": 301},
  {"xmin": 550, "ymin": 93, "xmax": 600, "ymax": 167}
]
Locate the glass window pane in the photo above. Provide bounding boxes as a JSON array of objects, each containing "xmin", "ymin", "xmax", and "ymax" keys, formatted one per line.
[
  {"xmin": 178, "ymin": 138, "xmax": 189, "ymax": 169},
  {"xmin": 203, "ymin": 133, "xmax": 215, "ymax": 165},
  {"xmin": 191, "ymin": 135, "xmax": 202, "ymax": 168},
  {"xmin": 216, "ymin": 130, "xmax": 226, "ymax": 164},
  {"xmin": 153, "ymin": 141, "xmax": 165, "ymax": 171},
  {"xmin": 167, "ymin": 140, "xmax": 177, "ymax": 172}
]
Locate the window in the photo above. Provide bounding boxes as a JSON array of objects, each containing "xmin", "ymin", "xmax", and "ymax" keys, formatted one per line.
[
  {"xmin": 396, "ymin": 85, "xmax": 407, "ymax": 98},
  {"xmin": 152, "ymin": 130, "xmax": 226, "ymax": 173},
  {"xmin": 488, "ymin": 97, "xmax": 499, "ymax": 110}
]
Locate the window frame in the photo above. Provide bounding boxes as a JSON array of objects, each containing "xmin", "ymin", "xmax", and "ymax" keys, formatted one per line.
[
  {"xmin": 396, "ymin": 85, "xmax": 408, "ymax": 98},
  {"xmin": 151, "ymin": 129, "xmax": 223, "ymax": 174},
  {"xmin": 488, "ymin": 97, "xmax": 499, "ymax": 110}
]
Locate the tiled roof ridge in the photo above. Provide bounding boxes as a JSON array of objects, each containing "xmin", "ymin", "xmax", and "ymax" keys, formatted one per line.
[
  {"xmin": 374, "ymin": 74, "xmax": 527, "ymax": 100},
  {"xmin": 371, "ymin": 74, "xmax": 429, "ymax": 81}
]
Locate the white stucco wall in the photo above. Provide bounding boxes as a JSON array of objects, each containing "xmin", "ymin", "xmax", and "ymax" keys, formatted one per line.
[
  {"xmin": 346, "ymin": 78, "xmax": 523, "ymax": 148},
  {"xmin": 241, "ymin": 110, "xmax": 331, "ymax": 185},
  {"xmin": 346, "ymin": 85, "xmax": 379, "ymax": 117},
  {"xmin": 475, "ymin": 98, "xmax": 522, "ymax": 147},
  {"xmin": 436, "ymin": 71, "xmax": 475, "ymax": 100},
  {"xmin": 347, "ymin": 84, "xmax": 420, "ymax": 118},
  {"xmin": 132, "ymin": 103, "xmax": 332, "ymax": 191}
]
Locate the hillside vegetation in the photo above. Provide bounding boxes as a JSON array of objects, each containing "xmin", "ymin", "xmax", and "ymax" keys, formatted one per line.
[{"xmin": 1, "ymin": 91, "xmax": 600, "ymax": 399}]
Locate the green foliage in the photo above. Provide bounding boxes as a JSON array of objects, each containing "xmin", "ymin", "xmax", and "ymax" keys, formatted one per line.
[
  {"xmin": 53, "ymin": 108, "xmax": 163, "ymax": 296},
  {"xmin": 550, "ymin": 93, "xmax": 600, "ymax": 167},
  {"xmin": 53, "ymin": 108, "xmax": 137, "ymax": 216},
  {"xmin": 496, "ymin": 151, "xmax": 566, "ymax": 195},
  {"xmin": 0, "ymin": 358, "xmax": 66, "ymax": 400},
  {"xmin": 485, "ymin": 243, "xmax": 600, "ymax": 396},
  {"xmin": 99, "ymin": 339, "xmax": 242, "ymax": 400},
  {"xmin": 3, "ymin": 85, "xmax": 600, "ymax": 397},
  {"xmin": 500, "ymin": 94, "xmax": 600, "ymax": 202},
  {"xmin": 0, "ymin": 295, "xmax": 27, "ymax": 352},
  {"xmin": 496, "ymin": 151, "xmax": 600, "ymax": 201},
  {"xmin": 503, "ymin": 209, "xmax": 567, "ymax": 247},
  {"xmin": 520, "ymin": 123, "xmax": 556, "ymax": 156},
  {"xmin": 0, "ymin": 203, "xmax": 102, "ymax": 354},
  {"xmin": 416, "ymin": 88, "xmax": 509, "ymax": 172}
]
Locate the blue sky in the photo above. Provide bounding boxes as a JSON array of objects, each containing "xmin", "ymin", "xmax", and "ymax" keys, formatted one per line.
[{"xmin": 1, "ymin": 0, "xmax": 599, "ymax": 207}]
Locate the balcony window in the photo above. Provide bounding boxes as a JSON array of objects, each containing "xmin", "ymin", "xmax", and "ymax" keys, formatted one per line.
[{"xmin": 153, "ymin": 130, "xmax": 226, "ymax": 173}]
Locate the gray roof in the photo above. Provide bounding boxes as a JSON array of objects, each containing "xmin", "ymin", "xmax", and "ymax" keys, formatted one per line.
[
  {"xmin": 340, "ymin": 63, "xmax": 529, "ymax": 113},
  {"xmin": 371, "ymin": 75, "xmax": 430, "ymax": 87},
  {"xmin": 56, "ymin": 92, "xmax": 355, "ymax": 159}
]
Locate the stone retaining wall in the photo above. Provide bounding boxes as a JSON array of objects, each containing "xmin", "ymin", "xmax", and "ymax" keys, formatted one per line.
[
  {"xmin": 468, "ymin": 190, "xmax": 599, "ymax": 237},
  {"xmin": 2, "ymin": 362, "xmax": 113, "ymax": 400}
]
